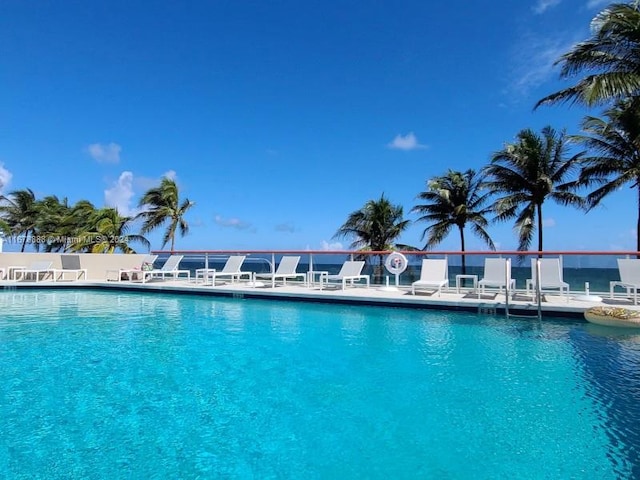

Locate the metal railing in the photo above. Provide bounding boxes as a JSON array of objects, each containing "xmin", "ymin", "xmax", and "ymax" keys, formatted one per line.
[{"xmin": 152, "ymin": 249, "xmax": 640, "ymax": 293}]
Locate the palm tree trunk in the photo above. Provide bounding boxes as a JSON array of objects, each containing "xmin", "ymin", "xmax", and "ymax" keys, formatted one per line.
[
  {"xmin": 375, "ymin": 253, "xmax": 383, "ymax": 284},
  {"xmin": 537, "ymin": 204, "xmax": 543, "ymax": 256},
  {"xmin": 459, "ymin": 225, "xmax": 466, "ymax": 275},
  {"xmin": 21, "ymin": 229, "xmax": 31, "ymax": 252}
]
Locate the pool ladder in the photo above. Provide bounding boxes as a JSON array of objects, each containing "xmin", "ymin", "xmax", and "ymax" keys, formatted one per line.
[{"xmin": 504, "ymin": 258, "xmax": 542, "ymax": 321}]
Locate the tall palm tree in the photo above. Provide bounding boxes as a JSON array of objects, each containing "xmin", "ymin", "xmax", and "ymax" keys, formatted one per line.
[
  {"xmin": 412, "ymin": 169, "xmax": 495, "ymax": 274},
  {"xmin": 35, "ymin": 195, "xmax": 69, "ymax": 252},
  {"xmin": 483, "ymin": 126, "xmax": 585, "ymax": 252},
  {"xmin": 333, "ymin": 194, "xmax": 412, "ymax": 277},
  {"xmin": 536, "ymin": 2, "xmax": 640, "ymax": 108},
  {"xmin": 72, "ymin": 207, "xmax": 150, "ymax": 254},
  {"xmin": 571, "ymin": 98, "xmax": 640, "ymax": 250},
  {"xmin": 0, "ymin": 188, "xmax": 39, "ymax": 252},
  {"xmin": 137, "ymin": 178, "xmax": 194, "ymax": 251},
  {"xmin": 59, "ymin": 200, "xmax": 97, "ymax": 252}
]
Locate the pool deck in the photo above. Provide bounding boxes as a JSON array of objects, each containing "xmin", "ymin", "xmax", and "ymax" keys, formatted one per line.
[{"xmin": 4, "ymin": 276, "xmax": 639, "ymax": 319}]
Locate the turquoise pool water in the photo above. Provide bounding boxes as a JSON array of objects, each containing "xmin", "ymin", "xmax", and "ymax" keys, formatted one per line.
[{"xmin": 0, "ymin": 290, "xmax": 639, "ymax": 478}]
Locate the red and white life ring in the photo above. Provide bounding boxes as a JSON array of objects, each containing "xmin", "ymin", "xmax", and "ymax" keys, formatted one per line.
[{"xmin": 384, "ymin": 252, "xmax": 408, "ymax": 275}]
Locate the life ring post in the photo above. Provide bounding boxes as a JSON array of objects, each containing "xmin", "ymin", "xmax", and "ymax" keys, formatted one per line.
[{"xmin": 380, "ymin": 252, "xmax": 408, "ymax": 291}]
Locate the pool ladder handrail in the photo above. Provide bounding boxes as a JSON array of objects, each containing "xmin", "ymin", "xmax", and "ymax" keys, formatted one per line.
[{"xmin": 505, "ymin": 258, "xmax": 542, "ymax": 321}]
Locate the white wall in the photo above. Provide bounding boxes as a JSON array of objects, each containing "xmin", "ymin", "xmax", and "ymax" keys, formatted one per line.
[{"xmin": 0, "ymin": 253, "xmax": 148, "ymax": 280}]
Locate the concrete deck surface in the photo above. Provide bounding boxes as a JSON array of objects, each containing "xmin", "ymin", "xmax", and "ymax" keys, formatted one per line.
[{"xmin": 3, "ymin": 276, "xmax": 638, "ymax": 319}]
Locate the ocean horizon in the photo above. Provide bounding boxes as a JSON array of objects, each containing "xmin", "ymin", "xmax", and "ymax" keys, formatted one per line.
[{"xmin": 171, "ymin": 257, "xmax": 619, "ymax": 294}]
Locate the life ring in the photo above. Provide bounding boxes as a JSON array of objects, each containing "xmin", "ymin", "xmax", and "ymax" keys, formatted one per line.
[
  {"xmin": 384, "ymin": 252, "xmax": 408, "ymax": 275},
  {"xmin": 584, "ymin": 306, "xmax": 640, "ymax": 328}
]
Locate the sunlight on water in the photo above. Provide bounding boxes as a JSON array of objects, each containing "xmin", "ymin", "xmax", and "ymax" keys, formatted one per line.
[{"xmin": 0, "ymin": 290, "xmax": 639, "ymax": 478}]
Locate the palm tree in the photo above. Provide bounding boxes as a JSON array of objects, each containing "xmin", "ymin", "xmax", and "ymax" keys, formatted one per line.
[
  {"xmin": 72, "ymin": 208, "xmax": 150, "ymax": 254},
  {"xmin": 137, "ymin": 178, "xmax": 194, "ymax": 251},
  {"xmin": 0, "ymin": 188, "xmax": 39, "ymax": 252},
  {"xmin": 35, "ymin": 195, "xmax": 69, "ymax": 252},
  {"xmin": 571, "ymin": 98, "xmax": 640, "ymax": 250},
  {"xmin": 59, "ymin": 200, "xmax": 97, "ymax": 252},
  {"xmin": 483, "ymin": 126, "xmax": 585, "ymax": 252},
  {"xmin": 536, "ymin": 2, "xmax": 640, "ymax": 108},
  {"xmin": 412, "ymin": 169, "xmax": 495, "ymax": 274},
  {"xmin": 333, "ymin": 194, "xmax": 412, "ymax": 279},
  {"xmin": 0, "ymin": 218, "xmax": 10, "ymax": 237}
]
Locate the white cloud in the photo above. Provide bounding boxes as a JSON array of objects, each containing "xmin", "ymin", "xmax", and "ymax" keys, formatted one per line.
[
  {"xmin": 508, "ymin": 33, "xmax": 577, "ymax": 98},
  {"xmin": 214, "ymin": 215, "xmax": 253, "ymax": 231},
  {"xmin": 533, "ymin": 0, "xmax": 561, "ymax": 14},
  {"xmin": 135, "ymin": 170, "xmax": 179, "ymax": 192},
  {"xmin": 387, "ymin": 132, "xmax": 427, "ymax": 151},
  {"xmin": 0, "ymin": 163, "xmax": 13, "ymax": 193},
  {"xmin": 543, "ymin": 217, "xmax": 556, "ymax": 227},
  {"xmin": 104, "ymin": 171, "xmax": 136, "ymax": 216},
  {"xmin": 321, "ymin": 240, "xmax": 343, "ymax": 251},
  {"xmin": 586, "ymin": 0, "xmax": 609, "ymax": 9},
  {"xmin": 275, "ymin": 222, "xmax": 296, "ymax": 233},
  {"xmin": 87, "ymin": 142, "xmax": 122, "ymax": 164}
]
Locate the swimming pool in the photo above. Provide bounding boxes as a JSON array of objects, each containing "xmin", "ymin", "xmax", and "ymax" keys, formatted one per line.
[{"xmin": 0, "ymin": 290, "xmax": 638, "ymax": 478}]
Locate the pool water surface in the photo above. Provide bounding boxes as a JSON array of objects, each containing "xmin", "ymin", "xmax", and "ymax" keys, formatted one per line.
[{"xmin": 0, "ymin": 290, "xmax": 639, "ymax": 478}]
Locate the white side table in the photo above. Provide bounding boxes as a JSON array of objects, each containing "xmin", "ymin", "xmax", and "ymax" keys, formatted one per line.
[
  {"xmin": 306, "ymin": 271, "xmax": 329, "ymax": 288},
  {"xmin": 456, "ymin": 274, "xmax": 478, "ymax": 294}
]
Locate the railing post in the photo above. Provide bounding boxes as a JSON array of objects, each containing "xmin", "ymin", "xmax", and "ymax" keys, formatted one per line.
[
  {"xmin": 505, "ymin": 258, "xmax": 511, "ymax": 319},
  {"xmin": 535, "ymin": 258, "xmax": 542, "ymax": 320}
]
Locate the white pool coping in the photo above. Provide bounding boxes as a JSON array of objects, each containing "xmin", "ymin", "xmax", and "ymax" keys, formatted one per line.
[{"xmin": 3, "ymin": 277, "xmax": 638, "ymax": 319}]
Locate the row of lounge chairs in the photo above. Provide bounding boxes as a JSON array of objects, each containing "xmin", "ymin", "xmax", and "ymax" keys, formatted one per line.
[
  {"xmin": 7, "ymin": 254, "xmax": 640, "ymax": 304},
  {"xmin": 411, "ymin": 257, "xmax": 640, "ymax": 303},
  {"xmin": 107, "ymin": 254, "xmax": 190, "ymax": 283},
  {"xmin": 116, "ymin": 254, "xmax": 369, "ymax": 290},
  {"xmin": 109, "ymin": 255, "xmax": 640, "ymax": 302},
  {"xmin": 114, "ymin": 254, "xmax": 554, "ymax": 296},
  {"xmin": 411, "ymin": 257, "xmax": 557, "ymax": 298},
  {"xmin": 0, "ymin": 255, "xmax": 87, "ymax": 282}
]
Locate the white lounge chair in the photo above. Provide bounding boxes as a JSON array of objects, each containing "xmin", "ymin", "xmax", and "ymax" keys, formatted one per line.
[
  {"xmin": 14, "ymin": 261, "xmax": 55, "ymax": 282},
  {"xmin": 610, "ymin": 258, "xmax": 640, "ymax": 305},
  {"xmin": 477, "ymin": 258, "xmax": 515, "ymax": 297},
  {"xmin": 526, "ymin": 258, "xmax": 570, "ymax": 301},
  {"xmin": 107, "ymin": 254, "xmax": 158, "ymax": 282},
  {"xmin": 411, "ymin": 259, "xmax": 449, "ymax": 296},
  {"xmin": 254, "ymin": 255, "xmax": 305, "ymax": 288},
  {"xmin": 319, "ymin": 260, "xmax": 369, "ymax": 290},
  {"xmin": 141, "ymin": 255, "xmax": 190, "ymax": 283},
  {"xmin": 52, "ymin": 254, "xmax": 88, "ymax": 281},
  {"xmin": 196, "ymin": 255, "xmax": 251, "ymax": 285}
]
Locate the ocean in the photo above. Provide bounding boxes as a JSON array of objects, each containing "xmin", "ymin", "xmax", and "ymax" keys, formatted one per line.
[{"xmin": 169, "ymin": 256, "xmax": 620, "ymax": 294}]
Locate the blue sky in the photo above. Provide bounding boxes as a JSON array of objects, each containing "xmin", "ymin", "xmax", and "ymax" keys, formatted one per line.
[{"xmin": 0, "ymin": 0, "xmax": 634, "ymax": 253}]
